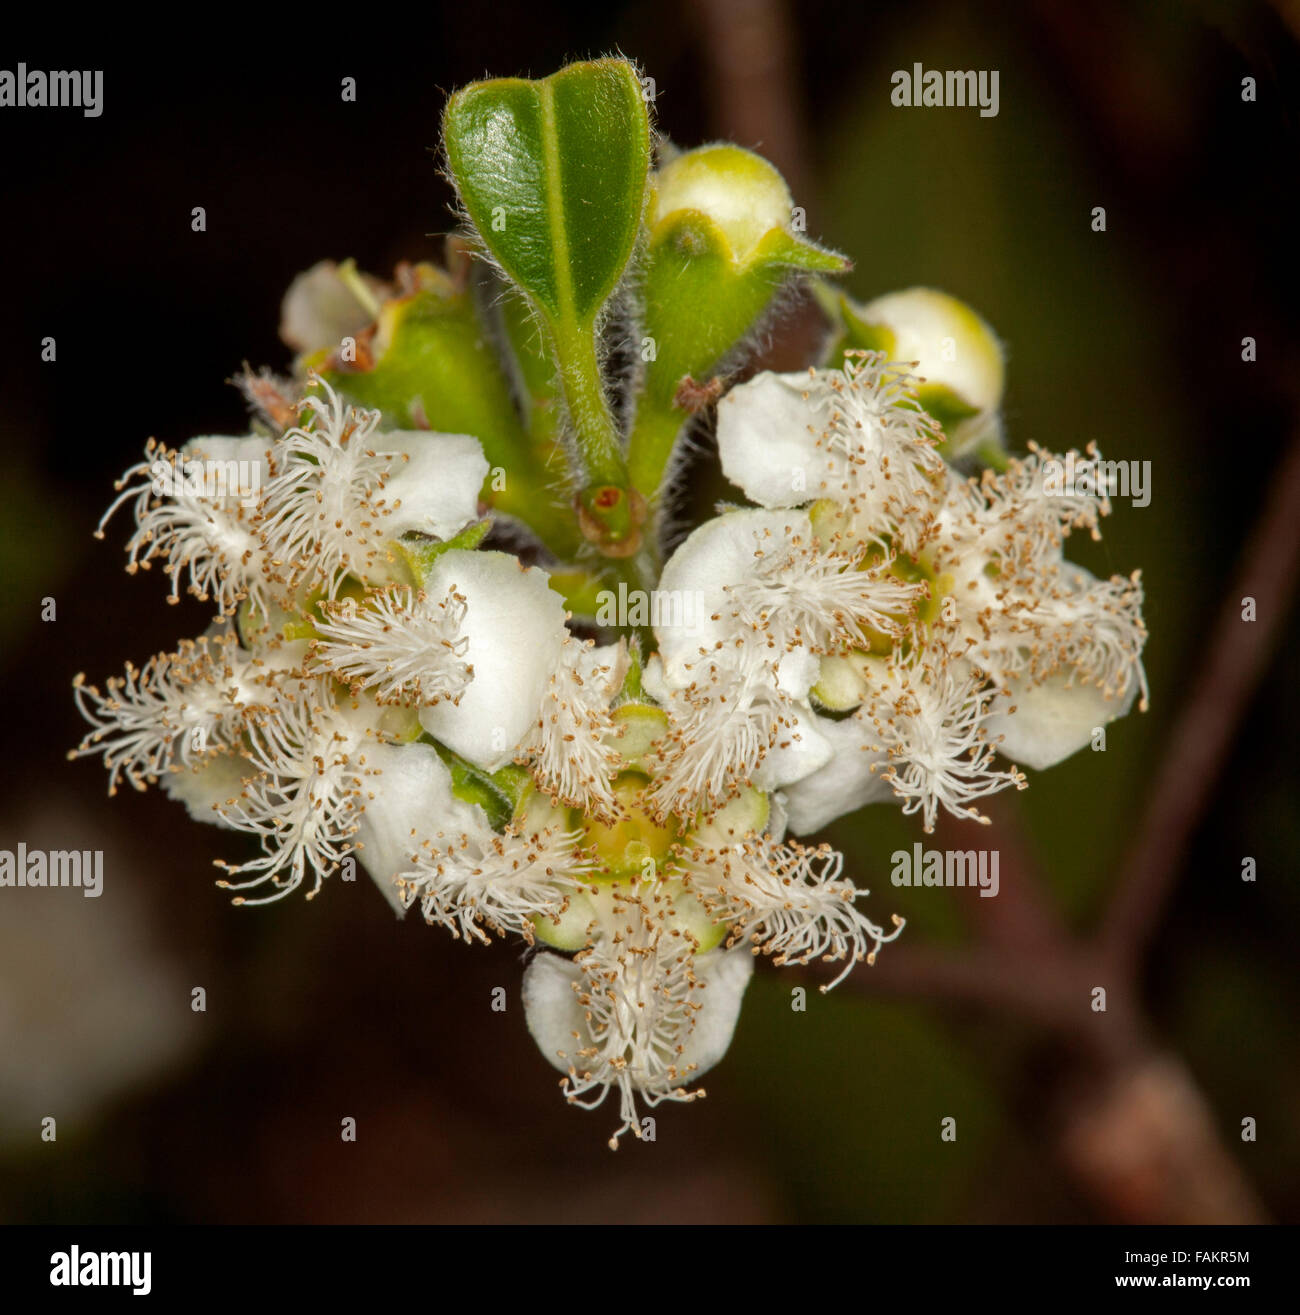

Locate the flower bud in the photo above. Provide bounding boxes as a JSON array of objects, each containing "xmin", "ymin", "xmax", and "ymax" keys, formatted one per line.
[
  {"xmin": 830, "ymin": 287, "xmax": 1005, "ymax": 458},
  {"xmin": 653, "ymin": 144, "xmax": 793, "ymax": 267}
]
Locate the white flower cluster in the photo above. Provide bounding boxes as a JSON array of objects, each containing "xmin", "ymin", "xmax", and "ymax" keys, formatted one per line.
[
  {"xmin": 74, "ymin": 313, "xmax": 1146, "ymax": 1145},
  {"xmin": 647, "ymin": 352, "xmax": 1148, "ymax": 837},
  {"xmin": 73, "ymin": 375, "xmax": 906, "ymax": 1146}
]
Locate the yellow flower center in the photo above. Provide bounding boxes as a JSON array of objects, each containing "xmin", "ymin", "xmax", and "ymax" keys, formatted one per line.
[{"xmin": 578, "ymin": 771, "xmax": 681, "ymax": 880}]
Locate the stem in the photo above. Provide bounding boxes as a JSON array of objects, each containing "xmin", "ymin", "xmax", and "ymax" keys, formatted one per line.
[
  {"xmin": 548, "ymin": 315, "xmax": 629, "ymax": 490},
  {"xmin": 626, "ymin": 403, "xmax": 686, "ymax": 507}
]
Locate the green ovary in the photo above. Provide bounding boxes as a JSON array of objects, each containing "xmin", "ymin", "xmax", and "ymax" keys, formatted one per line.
[
  {"xmin": 579, "ymin": 771, "xmax": 681, "ymax": 880},
  {"xmin": 531, "ymin": 770, "xmax": 730, "ymax": 954},
  {"xmin": 811, "ymin": 536, "xmax": 954, "ymax": 710}
]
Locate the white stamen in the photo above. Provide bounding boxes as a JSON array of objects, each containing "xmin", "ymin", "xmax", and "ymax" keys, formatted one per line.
[{"xmin": 311, "ymin": 584, "xmax": 473, "ymax": 705}]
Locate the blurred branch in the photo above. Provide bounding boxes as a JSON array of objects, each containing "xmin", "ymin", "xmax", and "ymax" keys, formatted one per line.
[
  {"xmin": 1271, "ymin": 0, "xmax": 1300, "ymax": 45},
  {"xmin": 691, "ymin": 0, "xmax": 826, "ymax": 373},
  {"xmin": 1102, "ymin": 426, "xmax": 1300, "ymax": 970},
  {"xmin": 690, "ymin": 0, "xmax": 811, "ymax": 207}
]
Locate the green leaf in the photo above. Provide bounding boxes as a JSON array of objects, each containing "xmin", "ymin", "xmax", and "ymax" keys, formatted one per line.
[
  {"xmin": 494, "ymin": 284, "xmax": 562, "ymax": 444},
  {"xmin": 444, "ymin": 59, "xmax": 650, "ymax": 512},
  {"xmin": 426, "ymin": 739, "xmax": 519, "ymax": 832},
  {"xmin": 389, "ymin": 519, "xmax": 492, "ymax": 587},
  {"xmin": 443, "ymin": 59, "xmax": 650, "ymax": 328}
]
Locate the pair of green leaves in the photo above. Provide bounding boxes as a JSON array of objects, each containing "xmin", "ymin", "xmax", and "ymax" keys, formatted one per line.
[
  {"xmin": 445, "ymin": 58, "xmax": 648, "ymax": 548},
  {"xmin": 444, "ymin": 60, "xmax": 649, "ymax": 337}
]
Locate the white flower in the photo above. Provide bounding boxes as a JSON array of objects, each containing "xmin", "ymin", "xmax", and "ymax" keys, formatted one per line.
[
  {"xmin": 648, "ymin": 502, "xmax": 930, "ymax": 818},
  {"xmin": 861, "ymin": 640, "xmax": 1027, "ymax": 832},
  {"xmin": 279, "ymin": 259, "xmax": 382, "ymax": 357},
  {"xmin": 258, "ymin": 378, "xmax": 487, "ymax": 594},
  {"xmin": 674, "ymin": 825, "xmax": 904, "ymax": 988},
  {"xmin": 398, "ymin": 817, "xmax": 592, "ymax": 944},
  {"xmin": 311, "ymin": 583, "xmax": 473, "ymax": 705},
  {"xmin": 95, "ymin": 382, "xmax": 489, "ymax": 620},
  {"xmin": 413, "ymin": 550, "xmax": 569, "ymax": 771},
  {"xmin": 929, "ymin": 450, "xmax": 1147, "ymax": 696},
  {"xmin": 702, "ymin": 356, "xmax": 1148, "ymax": 831},
  {"xmin": 211, "ymin": 678, "xmax": 382, "ymax": 904},
  {"xmin": 716, "ymin": 356, "xmax": 945, "ymax": 554},
  {"xmin": 775, "ymin": 713, "xmax": 895, "ymax": 836},
  {"xmin": 844, "ymin": 287, "xmax": 1005, "ymax": 456},
  {"xmin": 97, "ymin": 435, "xmax": 277, "ymax": 617},
  {"xmin": 984, "ymin": 673, "xmax": 1134, "ymax": 772},
  {"xmin": 645, "ymin": 656, "xmax": 828, "ymax": 820},
  {"xmin": 523, "ymin": 933, "xmax": 755, "ymax": 1150},
  {"xmin": 310, "ymin": 555, "xmax": 626, "ymax": 818},
  {"xmin": 162, "ymin": 750, "xmax": 258, "ymax": 828},
  {"xmin": 352, "ymin": 740, "xmax": 487, "ymax": 915},
  {"xmin": 514, "ymin": 638, "xmax": 629, "ymax": 821},
  {"xmin": 70, "ymin": 629, "xmax": 258, "ymax": 794},
  {"xmin": 510, "ymin": 771, "xmax": 901, "ymax": 1144}
]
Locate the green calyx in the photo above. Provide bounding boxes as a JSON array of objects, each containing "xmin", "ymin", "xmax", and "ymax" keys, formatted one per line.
[{"xmin": 626, "ymin": 145, "xmax": 849, "ymax": 502}]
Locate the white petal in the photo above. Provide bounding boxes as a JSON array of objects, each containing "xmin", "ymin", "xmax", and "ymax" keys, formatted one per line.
[
  {"xmin": 716, "ymin": 371, "xmax": 845, "ymax": 507},
  {"xmin": 641, "ymin": 654, "xmax": 671, "ymax": 703},
  {"xmin": 279, "ymin": 260, "xmax": 378, "ymax": 356},
  {"xmin": 162, "ymin": 752, "xmax": 253, "ymax": 827},
  {"xmin": 378, "ymin": 431, "xmax": 488, "ymax": 542},
  {"xmin": 520, "ymin": 952, "xmax": 589, "ymax": 1074},
  {"xmin": 774, "ymin": 648, "xmax": 821, "ymax": 699},
  {"xmin": 417, "ymin": 551, "xmax": 567, "ymax": 770},
  {"xmin": 780, "ymin": 712, "xmax": 893, "ymax": 835},
  {"xmin": 678, "ymin": 948, "xmax": 754, "ymax": 1076},
  {"xmin": 656, "ymin": 506, "xmax": 816, "ymax": 687},
  {"xmin": 985, "ymin": 673, "xmax": 1138, "ymax": 772},
  {"xmin": 354, "ymin": 741, "xmax": 486, "ymax": 915},
  {"xmin": 766, "ymin": 790, "xmax": 789, "ymax": 843},
  {"xmin": 521, "ymin": 947, "xmax": 753, "ymax": 1080},
  {"xmin": 752, "ymin": 700, "xmax": 833, "ymax": 791},
  {"xmin": 573, "ymin": 640, "xmax": 630, "ymax": 700}
]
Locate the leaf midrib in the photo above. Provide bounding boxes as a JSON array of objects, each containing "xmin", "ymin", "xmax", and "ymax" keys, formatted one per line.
[{"xmin": 537, "ymin": 79, "xmax": 579, "ymax": 329}]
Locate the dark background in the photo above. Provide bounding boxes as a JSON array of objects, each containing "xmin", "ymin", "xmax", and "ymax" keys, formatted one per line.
[{"xmin": 1, "ymin": 0, "xmax": 1297, "ymax": 1223}]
